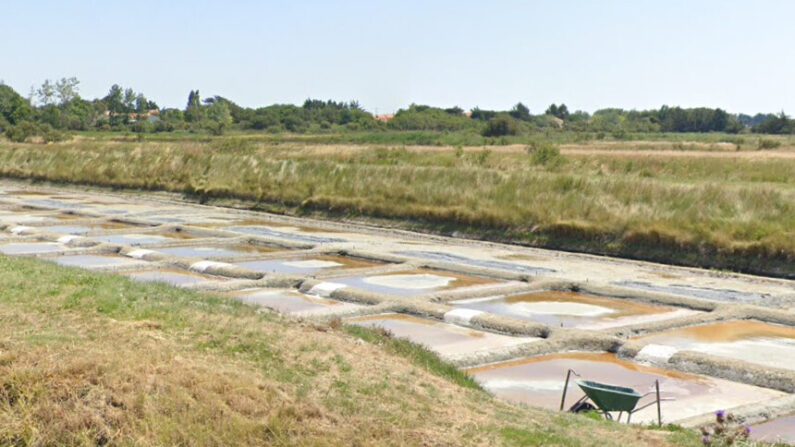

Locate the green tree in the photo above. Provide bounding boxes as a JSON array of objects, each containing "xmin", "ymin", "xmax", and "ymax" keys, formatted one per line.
[
  {"xmin": 509, "ymin": 102, "xmax": 531, "ymax": 121},
  {"xmin": 135, "ymin": 94, "xmax": 148, "ymax": 113},
  {"xmin": 0, "ymin": 84, "xmax": 34, "ymax": 126},
  {"xmin": 546, "ymin": 103, "xmax": 570, "ymax": 120},
  {"xmin": 185, "ymin": 90, "xmax": 204, "ymax": 122},
  {"xmin": 207, "ymin": 100, "xmax": 231, "ymax": 124},
  {"xmin": 35, "ymin": 79, "xmax": 56, "ymax": 106},
  {"xmin": 103, "ymin": 84, "xmax": 125, "ymax": 114},
  {"xmin": 470, "ymin": 107, "xmax": 497, "ymax": 121},
  {"xmin": 444, "ymin": 106, "xmax": 464, "ymax": 115},
  {"xmin": 61, "ymin": 98, "xmax": 96, "ymax": 130},
  {"xmin": 37, "ymin": 104, "xmax": 62, "ymax": 128},
  {"xmin": 123, "ymin": 88, "xmax": 136, "ymax": 112},
  {"xmin": 752, "ymin": 112, "xmax": 794, "ymax": 134},
  {"xmin": 160, "ymin": 108, "xmax": 185, "ymax": 122},
  {"xmin": 132, "ymin": 94, "xmax": 157, "ymax": 113},
  {"xmin": 54, "ymin": 77, "xmax": 80, "ymax": 105}
]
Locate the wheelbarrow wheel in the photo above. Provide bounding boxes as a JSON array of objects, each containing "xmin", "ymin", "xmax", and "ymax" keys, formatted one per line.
[{"xmin": 568, "ymin": 401, "xmax": 597, "ymax": 413}]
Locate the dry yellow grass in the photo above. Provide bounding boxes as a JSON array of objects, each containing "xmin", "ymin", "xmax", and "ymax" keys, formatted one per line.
[{"xmin": 0, "ymin": 256, "xmax": 699, "ymax": 446}]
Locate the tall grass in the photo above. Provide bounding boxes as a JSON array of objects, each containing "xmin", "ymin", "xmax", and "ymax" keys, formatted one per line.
[{"xmin": 0, "ymin": 138, "xmax": 792, "ymax": 276}]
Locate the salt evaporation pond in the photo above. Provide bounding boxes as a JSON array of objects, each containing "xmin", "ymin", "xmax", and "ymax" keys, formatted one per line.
[
  {"xmin": 35, "ymin": 221, "xmax": 137, "ymax": 235},
  {"xmin": 346, "ymin": 313, "xmax": 536, "ymax": 357},
  {"xmin": 451, "ymin": 291, "xmax": 700, "ymax": 329},
  {"xmin": 328, "ymin": 269, "xmax": 498, "ymax": 297},
  {"xmin": 137, "ymin": 210, "xmax": 238, "ymax": 225},
  {"xmin": 23, "ymin": 198, "xmax": 84, "ymax": 210},
  {"xmin": 0, "ymin": 212, "xmax": 80, "ymax": 226},
  {"xmin": 467, "ymin": 352, "xmax": 785, "ymax": 424},
  {"xmin": 234, "ymin": 255, "xmax": 382, "ymax": 275},
  {"xmin": 92, "ymin": 231, "xmax": 197, "ymax": 246},
  {"xmin": 230, "ymin": 288, "xmax": 363, "ymax": 316},
  {"xmin": 750, "ymin": 414, "xmax": 795, "ymax": 445},
  {"xmin": 224, "ymin": 225, "xmax": 344, "ymax": 243},
  {"xmin": 3, "ymin": 190, "xmax": 52, "ymax": 196},
  {"xmin": 396, "ymin": 250, "xmax": 556, "ymax": 275},
  {"xmin": 0, "ymin": 242, "xmax": 70, "ymax": 255},
  {"xmin": 615, "ymin": 280, "xmax": 769, "ymax": 305},
  {"xmin": 153, "ymin": 243, "xmax": 283, "ymax": 259},
  {"xmin": 49, "ymin": 254, "xmax": 148, "ymax": 269},
  {"xmin": 635, "ymin": 320, "xmax": 795, "ymax": 371},
  {"xmin": 125, "ymin": 268, "xmax": 226, "ymax": 287}
]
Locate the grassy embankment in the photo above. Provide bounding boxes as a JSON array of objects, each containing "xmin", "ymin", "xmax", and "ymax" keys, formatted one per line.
[
  {"xmin": 0, "ymin": 255, "xmax": 701, "ymax": 446},
  {"xmin": 0, "ymin": 132, "xmax": 793, "ymax": 277}
]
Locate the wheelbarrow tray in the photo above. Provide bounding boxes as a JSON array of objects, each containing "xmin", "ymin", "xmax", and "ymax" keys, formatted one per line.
[{"xmin": 575, "ymin": 380, "xmax": 643, "ymax": 413}]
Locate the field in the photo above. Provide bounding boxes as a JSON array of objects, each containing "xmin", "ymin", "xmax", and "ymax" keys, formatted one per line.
[
  {"xmin": 0, "ymin": 131, "xmax": 792, "ymax": 278},
  {"xmin": 0, "ymin": 255, "xmax": 702, "ymax": 446}
]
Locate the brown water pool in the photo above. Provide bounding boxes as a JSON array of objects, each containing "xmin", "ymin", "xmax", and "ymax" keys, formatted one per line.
[
  {"xmin": 635, "ymin": 320, "xmax": 795, "ymax": 371},
  {"xmin": 466, "ymin": 352, "xmax": 785, "ymax": 424}
]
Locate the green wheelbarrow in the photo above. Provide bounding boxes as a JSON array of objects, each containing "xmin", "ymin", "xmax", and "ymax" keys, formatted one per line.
[{"xmin": 559, "ymin": 369, "xmax": 673, "ymax": 424}]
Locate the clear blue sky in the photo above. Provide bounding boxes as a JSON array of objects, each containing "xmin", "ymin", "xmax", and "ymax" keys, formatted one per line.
[{"xmin": 2, "ymin": 1, "xmax": 793, "ymax": 114}]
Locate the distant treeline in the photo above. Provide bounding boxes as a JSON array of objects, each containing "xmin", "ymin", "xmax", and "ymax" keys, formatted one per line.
[{"xmin": 0, "ymin": 78, "xmax": 793, "ymax": 142}]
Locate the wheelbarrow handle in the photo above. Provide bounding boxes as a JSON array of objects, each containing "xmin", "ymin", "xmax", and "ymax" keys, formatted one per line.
[
  {"xmin": 559, "ymin": 369, "xmax": 580, "ymax": 411},
  {"xmin": 632, "ymin": 398, "xmax": 675, "ymax": 413}
]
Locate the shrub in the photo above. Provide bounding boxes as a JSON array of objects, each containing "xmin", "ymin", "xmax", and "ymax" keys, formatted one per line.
[
  {"xmin": 201, "ymin": 120, "xmax": 225, "ymax": 136},
  {"xmin": 527, "ymin": 142, "xmax": 564, "ymax": 166},
  {"xmin": 474, "ymin": 149, "xmax": 491, "ymax": 165},
  {"xmin": 38, "ymin": 123, "xmax": 70, "ymax": 143},
  {"xmin": 388, "ymin": 104, "xmax": 474, "ymax": 132},
  {"xmin": 611, "ymin": 130, "xmax": 629, "ymax": 140},
  {"xmin": 3, "ymin": 121, "xmax": 38, "ymax": 142},
  {"xmin": 757, "ymin": 138, "xmax": 781, "ymax": 150},
  {"xmin": 153, "ymin": 120, "xmax": 175, "ymax": 133},
  {"xmin": 482, "ymin": 115, "xmax": 518, "ymax": 137}
]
